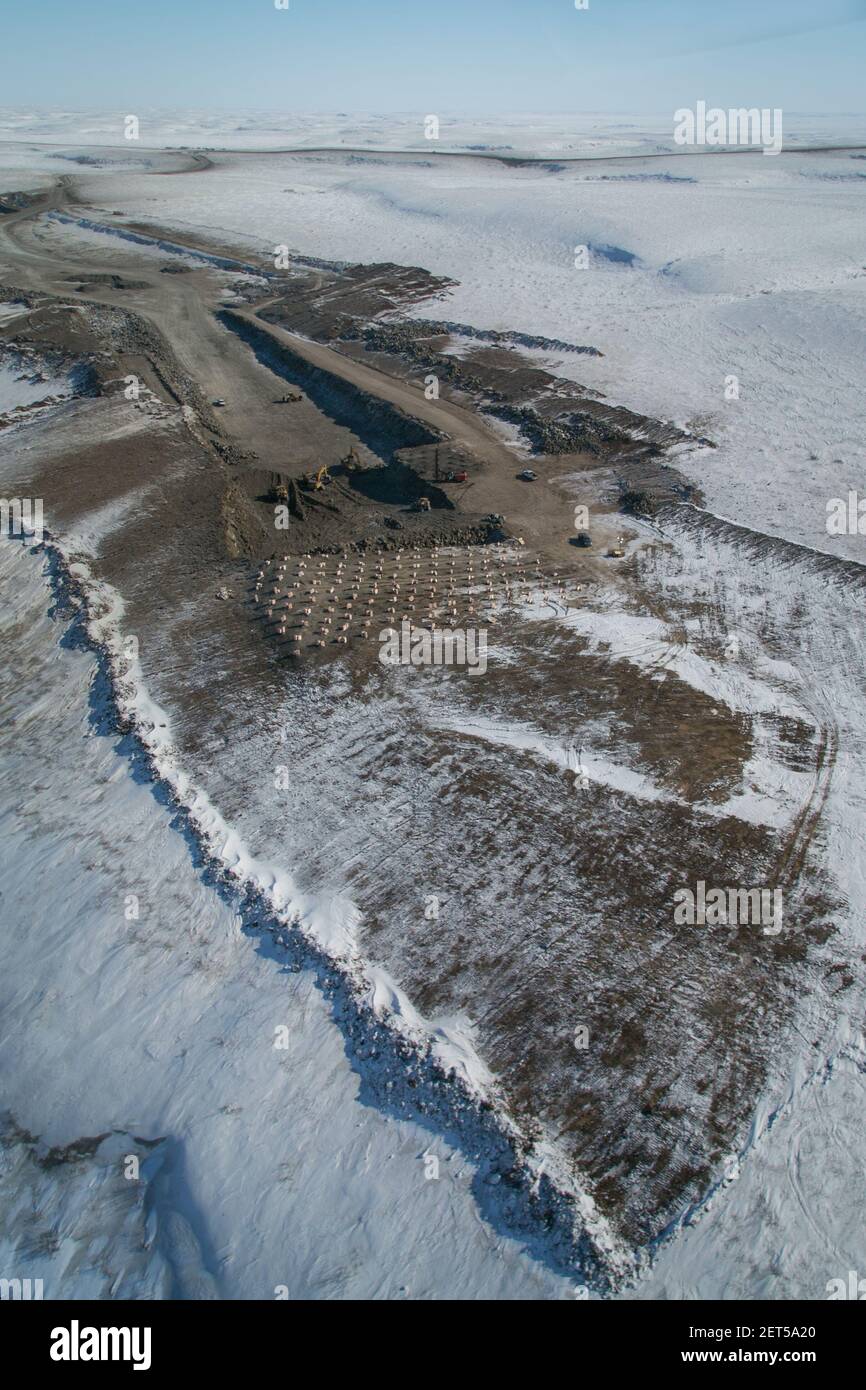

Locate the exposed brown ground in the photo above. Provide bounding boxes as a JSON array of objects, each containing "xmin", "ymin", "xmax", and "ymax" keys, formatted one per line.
[{"xmin": 0, "ymin": 170, "xmax": 851, "ymax": 1265}]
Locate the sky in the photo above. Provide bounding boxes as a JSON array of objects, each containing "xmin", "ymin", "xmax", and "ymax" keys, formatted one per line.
[{"xmin": 2, "ymin": 0, "xmax": 866, "ymax": 115}]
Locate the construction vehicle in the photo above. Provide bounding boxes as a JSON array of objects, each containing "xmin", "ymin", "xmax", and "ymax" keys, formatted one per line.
[
  {"xmin": 342, "ymin": 446, "xmax": 362, "ymax": 472},
  {"xmin": 414, "ymin": 496, "xmax": 432, "ymax": 512},
  {"xmin": 519, "ymin": 469, "xmax": 537, "ymax": 482},
  {"xmin": 607, "ymin": 547, "xmax": 625, "ymax": 559},
  {"xmin": 266, "ymin": 472, "xmax": 290, "ymax": 504},
  {"xmin": 300, "ymin": 466, "xmax": 332, "ymax": 492},
  {"xmin": 447, "ymin": 469, "xmax": 468, "ymax": 483},
  {"xmin": 275, "ymin": 392, "xmax": 303, "ymax": 404}
]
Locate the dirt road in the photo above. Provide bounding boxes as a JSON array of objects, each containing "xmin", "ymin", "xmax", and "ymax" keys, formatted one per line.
[{"xmin": 0, "ymin": 180, "xmax": 615, "ymax": 565}]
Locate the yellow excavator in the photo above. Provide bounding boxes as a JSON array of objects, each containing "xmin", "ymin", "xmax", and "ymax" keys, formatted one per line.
[{"xmin": 313, "ymin": 465, "xmax": 332, "ymax": 490}]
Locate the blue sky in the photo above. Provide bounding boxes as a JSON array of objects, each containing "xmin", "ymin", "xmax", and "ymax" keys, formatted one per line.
[{"xmin": 4, "ymin": 0, "xmax": 866, "ymax": 113}]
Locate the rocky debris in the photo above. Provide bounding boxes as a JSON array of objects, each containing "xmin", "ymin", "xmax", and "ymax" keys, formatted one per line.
[
  {"xmin": 264, "ymin": 517, "xmax": 510, "ymax": 562},
  {"xmin": 77, "ymin": 301, "xmax": 219, "ymax": 427},
  {"xmin": 386, "ymin": 316, "xmax": 603, "ymax": 358},
  {"xmin": 620, "ymin": 489, "xmax": 659, "ymax": 518},
  {"xmin": 259, "ymin": 260, "xmax": 456, "ymax": 342},
  {"xmin": 485, "ymin": 402, "xmax": 629, "ymax": 456},
  {"xmin": 64, "ymin": 273, "xmax": 150, "ymax": 292},
  {"xmin": 0, "ymin": 282, "xmax": 38, "ymax": 309},
  {"xmin": 57, "ymin": 153, "xmax": 139, "ymax": 168},
  {"xmin": 213, "ymin": 440, "xmax": 258, "ymax": 467},
  {"xmin": 264, "ymin": 273, "xmax": 600, "ymax": 358},
  {"xmin": 339, "ymin": 320, "xmax": 601, "ymax": 408},
  {"xmin": 0, "ymin": 189, "xmax": 42, "ymax": 215},
  {"xmin": 345, "ymin": 321, "xmax": 488, "ymax": 394},
  {"xmin": 250, "ymin": 258, "xmax": 697, "ymax": 462},
  {"xmin": 0, "ymin": 340, "xmax": 97, "ymax": 403}
]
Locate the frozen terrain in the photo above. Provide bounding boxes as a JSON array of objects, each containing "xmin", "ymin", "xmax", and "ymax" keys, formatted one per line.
[
  {"xmin": 5, "ymin": 121, "xmax": 864, "ymax": 561},
  {"xmin": 0, "ymin": 532, "xmax": 576, "ymax": 1301},
  {"xmin": 3, "ymin": 382, "xmax": 866, "ymax": 1301},
  {"xmin": 1, "ymin": 107, "xmax": 863, "ymax": 155},
  {"xmin": 2, "ymin": 113, "xmax": 865, "ymax": 1300},
  {"xmin": 0, "ymin": 356, "xmax": 73, "ymax": 415}
]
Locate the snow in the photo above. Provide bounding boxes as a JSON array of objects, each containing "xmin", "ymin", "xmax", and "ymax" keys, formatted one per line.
[
  {"xmin": 0, "ymin": 356, "xmax": 590, "ymax": 1299},
  {"xmin": 24, "ymin": 134, "xmax": 863, "ymax": 561},
  {"xmin": 532, "ymin": 598, "xmax": 809, "ymax": 722},
  {"xmin": 637, "ymin": 1036, "xmax": 866, "ymax": 1300},
  {"xmin": 428, "ymin": 704, "xmax": 812, "ymax": 832},
  {"xmin": 0, "ymin": 108, "xmax": 863, "ymax": 155},
  {"xmin": 4, "ymin": 112, "xmax": 863, "ymax": 564},
  {"xmin": 620, "ymin": 520, "xmax": 866, "ymax": 1298},
  {"xmin": 0, "ymin": 301, "xmax": 30, "ymax": 326},
  {"xmin": 0, "ymin": 532, "xmax": 576, "ymax": 1300},
  {"xmin": 433, "ymin": 709, "xmax": 677, "ymax": 805},
  {"xmin": 3, "ymin": 116, "xmax": 866, "ymax": 1299},
  {"xmin": 0, "ymin": 352, "xmax": 73, "ymax": 415}
]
